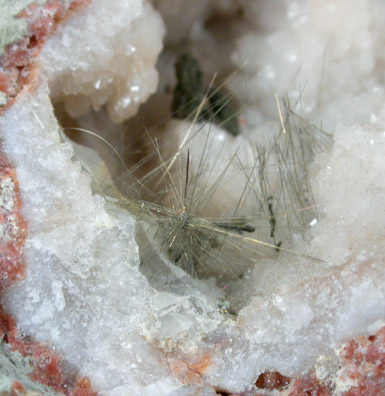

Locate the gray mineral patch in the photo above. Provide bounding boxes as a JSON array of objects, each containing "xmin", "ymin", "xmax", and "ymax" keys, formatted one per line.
[
  {"xmin": 0, "ymin": 92, "xmax": 7, "ymax": 106},
  {"xmin": 0, "ymin": 0, "xmax": 47, "ymax": 57},
  {"xmin": 0, "ymin": 337, "xmax": 60, "ymax": 395}
]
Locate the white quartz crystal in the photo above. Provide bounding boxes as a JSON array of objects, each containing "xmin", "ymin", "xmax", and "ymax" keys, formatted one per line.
[
  {"xmin": 0, "ymin": 84, "xmax": 227, "ymax": 396},
  {"xmin": 1, "ymin": 0, "xmax": 385, "ymax": 395},
  {"xmin": 232, "ymin": 0, "xmax": 385, "ymax": 133},
  {"xmin": 41, "ymin": 0, "xmax": 165, "ymax": 123},
  {"xmin": 200, "ymin": 121, "xmax": 385, "ymax": 392}
]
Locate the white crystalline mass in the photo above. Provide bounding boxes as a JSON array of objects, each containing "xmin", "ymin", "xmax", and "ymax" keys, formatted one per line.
[
  {"xmin": 41, "ymin": 0, "xmax": 165, "ymax": 123},
  {"xmin": 0, "ymin": 85, "xmax": 227, "ymax": 396},
  {"xmin": 151, "ymin": 0, "xmax": 210, "ymax": 45},
  {"xmin": 232, "ymin": 0, "xmax": 385, "ymax": 133},
  {"xmin": 204, "ymin": 255, "xmax": 385, "ymax": 393},
  {"xmin": 146, "ymin": 120, "xmax": 385, "ymax": 393},
  {"xmin": 163, "ymin": 0, "xmax": 385, "ymax": 135},
  {"xmin": 1, "ymin": 0, "xmax": 385, "ymax": 395},
  {"xmin": 310, "ymin": 123, "xmax": 385, "ymax": 265},
  {"xmin": 151, "ymin": 0, "xmax": 240, "ymax": 45},
  {"xmin": 200, "ymin": 121, "xmax": 385, "ymax": 392},
  {"xmin": 0, "ymin": 85, "xmax": 159, "ymax": 391}
]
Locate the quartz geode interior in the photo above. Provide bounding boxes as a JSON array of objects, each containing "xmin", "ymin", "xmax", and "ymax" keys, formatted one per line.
[{"xmin": 1, "ymin": 1, "xmax": 385, "ymax": 395}]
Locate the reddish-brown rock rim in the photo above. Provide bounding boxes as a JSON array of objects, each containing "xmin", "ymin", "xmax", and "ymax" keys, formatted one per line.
[
  {"xmin": 0, "ymin": 0, "xmax": 90, "ymax": 115},
  {"xmin": 169, "ymin": 326, "xmax": 385, "ymax": 395},
  {"xmin": 1, "ymin": 1, "xmax": 385, "ymax": 395},
  {"xmin": 0, "ymin": 1, "xmax": 96, "ymax": 394},
  {"xmin": 0, "ymin": 149, "xmax": 97, "ymax": 395},
  {"xmin": 0, "ymin": 150, "xmax": 27, "ymax": 289},
  {"xmin": 251, "ymin": 327, "xmax": 385, "ymax": 395}
]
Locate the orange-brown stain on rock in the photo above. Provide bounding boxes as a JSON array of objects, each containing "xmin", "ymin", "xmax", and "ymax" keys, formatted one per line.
[
  {"xmin": 0, "ymin": 0, "xmax": 91, "ymax": 115},
  {"xmin": 0, "ymin": 152, "xmax": 27, "ymax": 289},
  {"xmin": 189, "ymin": 353, "xmax": 211, "ymax": 375},
  {"xmin": 72, "ymin": 377, "xmax": 98, "ymax": 396},
  {"xmin": 0, "ymin": 1, "xmax": 97, "ymax": 393},
  {"xmin": 169, "ymin": 358, "xmax": 203, "ymax": 385},
  {"xmin": 255, "ymin": 371, "xmax": 291, "ymax": 391},
  {"xmin": 169, "ymin": 353, "xmax": 212, "ymax": 385},
  {"xmin": 0, "ymin": 151, "xmax": 96, "ymax": 395}
]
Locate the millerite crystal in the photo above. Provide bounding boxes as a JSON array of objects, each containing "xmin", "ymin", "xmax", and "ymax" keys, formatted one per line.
[{"xmin": 1, "ymin": 1, "xmax": 385, "ymax": 395}]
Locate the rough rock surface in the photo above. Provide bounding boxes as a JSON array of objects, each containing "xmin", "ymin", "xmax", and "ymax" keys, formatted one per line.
[
  {"xmin": 0, "ymin": 1, "xmax": 385, "ymax": 396},
  {"xmin": 0, "ymin": 0, "xmax": 89, "ymax": 112}
]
